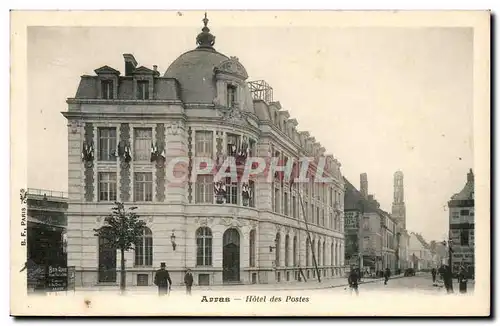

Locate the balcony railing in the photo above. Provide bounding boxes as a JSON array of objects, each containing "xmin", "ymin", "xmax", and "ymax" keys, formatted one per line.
[{"xmin": 27, "ymin": 188, "xmax": 68, "ymax": 199}]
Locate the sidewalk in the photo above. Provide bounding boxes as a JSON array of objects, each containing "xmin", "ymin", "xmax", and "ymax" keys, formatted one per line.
[{"xmin": 74, "ymin": 273, "xmax": 412, "ymax": 293}]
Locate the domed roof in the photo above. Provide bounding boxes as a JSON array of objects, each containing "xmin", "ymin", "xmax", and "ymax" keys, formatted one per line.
[
  {"xmin": 165, "ymin": 48, "xmax": 228, "ymax": 104},
  {"xmin": 164, "ymin": 13, "xmax": 230, "ymax": 104}
]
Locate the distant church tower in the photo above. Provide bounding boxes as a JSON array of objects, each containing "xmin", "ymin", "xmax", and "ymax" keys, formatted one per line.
[{"xmin": 391, "ymin": 171, "xmax": 406, "ymax": 229}]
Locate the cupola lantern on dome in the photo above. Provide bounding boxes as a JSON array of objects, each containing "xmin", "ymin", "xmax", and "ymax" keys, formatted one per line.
[{"xmin": 196, "ymin": 12, "xmax": 216, "ymax": 49}]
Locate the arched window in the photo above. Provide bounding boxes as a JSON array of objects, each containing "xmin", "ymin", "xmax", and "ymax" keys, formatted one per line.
[
  {"xmin": 285, "ymin": 235, "xmax": 290, "ymax": 267},
  {"xmin": 249, "ymin": 229, "xmax": 256, "ymax": 267},
  {"xmin": 135, "ymin": 227, "xmax": 153, "ymax": 266},
  {"xmin": 196, "ymin": 227, "xmax": 213, "ymax": 266},
  {"xmin": 275, "ymin": 233, "xmax": 281, "ymax": 266},
  {"xmin": 293, "ymin": 236, "xmax": 297, "ymax": 266},
  {"xmin": 331, "ymin": 243, "xmax": 334, "ymax": 266}
]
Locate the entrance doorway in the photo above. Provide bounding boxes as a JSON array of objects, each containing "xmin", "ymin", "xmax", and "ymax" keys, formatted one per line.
[
  {"xmin": 98, "ymin": 229, "xmax": 116, "ymax": 283},
  {"xmin": 223, "ymin": 228, "xmax": 240, "ymax": 283}
]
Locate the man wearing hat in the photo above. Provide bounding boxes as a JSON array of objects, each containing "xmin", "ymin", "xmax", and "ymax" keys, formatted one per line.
[{"xmin": 154, "ymin": 262, "xmax": 172, "ymax": 296}]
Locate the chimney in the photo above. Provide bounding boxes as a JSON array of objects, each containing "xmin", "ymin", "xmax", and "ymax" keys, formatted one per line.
[
  {"xmin": 123, "ymin": 53, "xmax": 138, "ymax": 76},
  {"xmin": 360, "ymin": 173, "xmax": 368, "ymax": 198},
  {"xmin": 153, "ymin": 65, "xmax": 158, "ymax": 72},
  {"xmin": 467, "ymin": 168, "xmax": 474, "ymax": 183},
  {"xmin": 367, "ymin": 194, "xmax": 374, "ymax": 201}
]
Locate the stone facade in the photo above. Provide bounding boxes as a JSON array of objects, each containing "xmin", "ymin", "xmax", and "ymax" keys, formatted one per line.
[
  {"xmin": 448, "ymin": 169, "xmax": 474, "ymax": 277},
  {"xmin": 62, "ymin": 17, "xmax": 346, "ymax": 287}
]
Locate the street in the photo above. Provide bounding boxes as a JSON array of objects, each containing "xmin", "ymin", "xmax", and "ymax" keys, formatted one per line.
[{"xmin": 321, "ymin": 273, "xmax": 475, "ymax": 295}]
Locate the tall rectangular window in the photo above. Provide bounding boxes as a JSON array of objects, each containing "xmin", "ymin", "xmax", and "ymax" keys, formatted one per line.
[
  {"xmin": 227, "ymin": 133, "xmax": 239, "ymax": 157},
  {"xmin": 225, "ymin": 178, "xmax": 238, "ymax": 205},
  {"xmin": 316, "ymin": 207, "xmax": 320, "ymax": 225},
  {"xmin": 133, "ymin": 128, "xmax": 153, "ymax": 161},
  {"xmin": 292, "ymin": 195, "xmax": 297, "ymax": 218},
  {"xmin": 284, "ymin": 193, "xmax": 289, "ymax": 216},
  {"xmin": 136, "ymin": 80, "xmax": 149, "ymax": 100},
  {"xmin": 98, "ymin": 128, "xmax": 117, "ymax": 161},
  {"xmin": 227, "ymin": 84, "xmax": 237, "ymax": 107},
  {"xmin": 248, "ymin": 180, "xmax": 255, "ymax": 208},
  {"xmin": 195, "ymin": 131, "xmax": 213, "ymax": 157},
  {"xmin": 460, "ymin": 229, "xmax": 469, "ymax": 246},
  {"xmin": 101, "ymin": 80, "xmax": 114, "ymax": 99},
  {"xmin": 274, "ymin": 187, "xmax": 280, "ymax": 213},
  {"xmin": 134, "ymin": 172, "xmax": 153, "ymax": 202},
  {"xmin": 304, "ymin": 200, "xmax": 308, "ymax": 220},
  {"xmin": 98, "ymin": 172, "xmax": 117, "ymax": 201},
  {"xmin": 195, "ymin": 175, "xmax": 213, "ymax": 204}
]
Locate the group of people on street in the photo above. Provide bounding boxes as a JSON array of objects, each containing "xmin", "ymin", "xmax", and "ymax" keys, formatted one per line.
[
  {"xmin": 154, "ymin": 262, "xmax": 194, "ymax": 296},
  {"xmin": 434, "ymin": 264, "xmax": 469, "ymax": 294},
  {"xmin": 348, "ymin": 267, "xmax": 392, "ymax": 295}
]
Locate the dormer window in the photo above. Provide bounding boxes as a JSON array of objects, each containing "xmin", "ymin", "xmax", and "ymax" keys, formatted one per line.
[
  {"xmin": 101, "ymin": 80, "xmax": 114, "ymax": 99},
  {"xmin": 227, "ymin": 84, "xmax": 237, "ymax": 108},
  {"xmin": 137, "ymin": 80, "xmax": 149, "ymax": 100}
]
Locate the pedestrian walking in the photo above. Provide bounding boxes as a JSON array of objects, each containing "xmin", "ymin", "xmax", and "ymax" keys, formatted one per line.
[
  {"xmin": 458, "ymin": 265, "xmax": 468, "ymax": 294},
  {"xmin": 348, "ymin": 268, "xmax": 360, "ymax": 296},
  {"xmin": 443, "ymin": 265, "xmax": 454, "ymax": 294},
  {"xmin": 184, "ymin": 269, "xmax": 194, "ymax": 295},
  {"xmin": 154, "ymin": 262, "xmax": 172, "ymax": 296},
  {"xmin": 431, "ymin": 268, "xmax": 437, "ymax": 285},
  {"xmin": 383, "ymin": 268, "xmax": 391, "ymax": 285}
]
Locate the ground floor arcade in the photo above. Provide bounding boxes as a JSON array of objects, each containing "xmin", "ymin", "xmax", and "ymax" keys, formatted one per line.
[{"xmin": 67, "ymin": 213, "xmax": 346, "ymax": 287}]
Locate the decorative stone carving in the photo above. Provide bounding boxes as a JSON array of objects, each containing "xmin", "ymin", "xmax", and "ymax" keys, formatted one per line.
[
  {"xmin": 148, "ymin": 216, "xmax": 154, "ymax": 223},
  {"xmin": 249, "ymin": 220, "xmax": 258, "ymax": 229},
  {"xmin": 84, "ymin": 123, "xmax": 94, "ymax": 202},
  {"xmin": 166, "ymin": 120, "xmax": 183, "ymax": 135},
  {"xmin": 220, "ymin": 216, "xmax": 244, "ymax": 228},
  {"xmin": 119, "ymin": 123, "xmax": 131, "ymax": 202},
  {"xmin": 215, "ymin": 57, "xmax": 249, "ymax": 80},
  {"xmin": 68, "ymin": 120, "xmax": 82, "ymax": 134},
  {"xmin": 195, "ymin": 217, "xmax": 214, "ymax": 226},
  {"xmin": 216, "ymin": 104, "xmax": 245, "ymax": 126},
  {"xmin": 284, "ymin": 226, "xmax": 291, "ymax": 235},
  {"xmin": 96, "ymin": 216, "xmax": 102, "ymax": 223},
  {"xmin": 187, "ymin": 127, "xmax": 193, "ymax": 203},
  {"xmin": 155, "ymin": 123, "xmax": 166, "ymax": 202}
]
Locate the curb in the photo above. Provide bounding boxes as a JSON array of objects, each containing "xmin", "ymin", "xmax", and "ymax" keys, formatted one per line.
[{"xmin": 74, "ymin": 274, "xmax": 422, "ymax": 293}]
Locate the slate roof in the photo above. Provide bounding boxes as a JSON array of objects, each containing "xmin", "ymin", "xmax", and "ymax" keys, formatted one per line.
[
  {"xmin": 164, "ymin": 48, "xmax": 229, "ymax": 104},
  {"xmin": 451, "ymin": 169, "xmax": 474, "ymax": 201},
  {"xmin": 343, "ymin": 177, "xmax": 379, "ymax": 213}
]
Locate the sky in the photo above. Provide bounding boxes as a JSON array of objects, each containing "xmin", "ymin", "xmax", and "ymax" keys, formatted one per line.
[{"xmin": 26, "ymin": 21, "xmax": 473, "ymax": 242}]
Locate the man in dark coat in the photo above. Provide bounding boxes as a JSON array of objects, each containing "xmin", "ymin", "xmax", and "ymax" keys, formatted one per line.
[
  {"xmin": 443, "ymin": 265, "xmax": 454, "ymax": 294},
  {"xmin": 154, "ymin": 262, "xmax": 172, "ymax": 296},
  {"xmin": 383, "ymin": 268, "xmax": 391, "ymax": 285},
  {"xmin": 184, "ymin": 269, "xmax": 194, "ymax": 295},
  {"xmin": 458, "ymin": 265, "xmax": 468, "ymax": 294},
  {"xmin": 348, "ymin": 268, "xmax": 360, "ymax": 296},
  {"xmin": 431, "ymin": 268, "xmax": 437, "ymax": 285}
]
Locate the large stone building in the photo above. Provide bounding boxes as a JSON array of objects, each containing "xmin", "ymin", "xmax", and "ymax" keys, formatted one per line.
[
  {"xmin": 62, "ymin": 16, "xmax": 346, "ymax": 287},
  {"xmin": 27, "ymin": 188, "xmax": 68, "ymax": 268},
  {"xmin": 448, "ymin": 169, "xmax": 474, "ymax": 278},
  {"xmin": 344, "ymin": 174, "xmax": 398, "ymax": 273},
  {"xmin": 409, "ymin": 232, "xmax": 433, "ymax": 270},
  {"xmin": 26, "ymin": 188, "xmax": 68, "ymax": 291}
]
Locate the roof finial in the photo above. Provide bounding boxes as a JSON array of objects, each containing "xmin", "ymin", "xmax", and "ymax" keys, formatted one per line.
[
  {"xmin": 196, "ymin": 11, "xmax": 215, "ymax": 49},
  {"xmin": 203, "ymin": 12, "xmax": 209, "ymax": 29}
]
